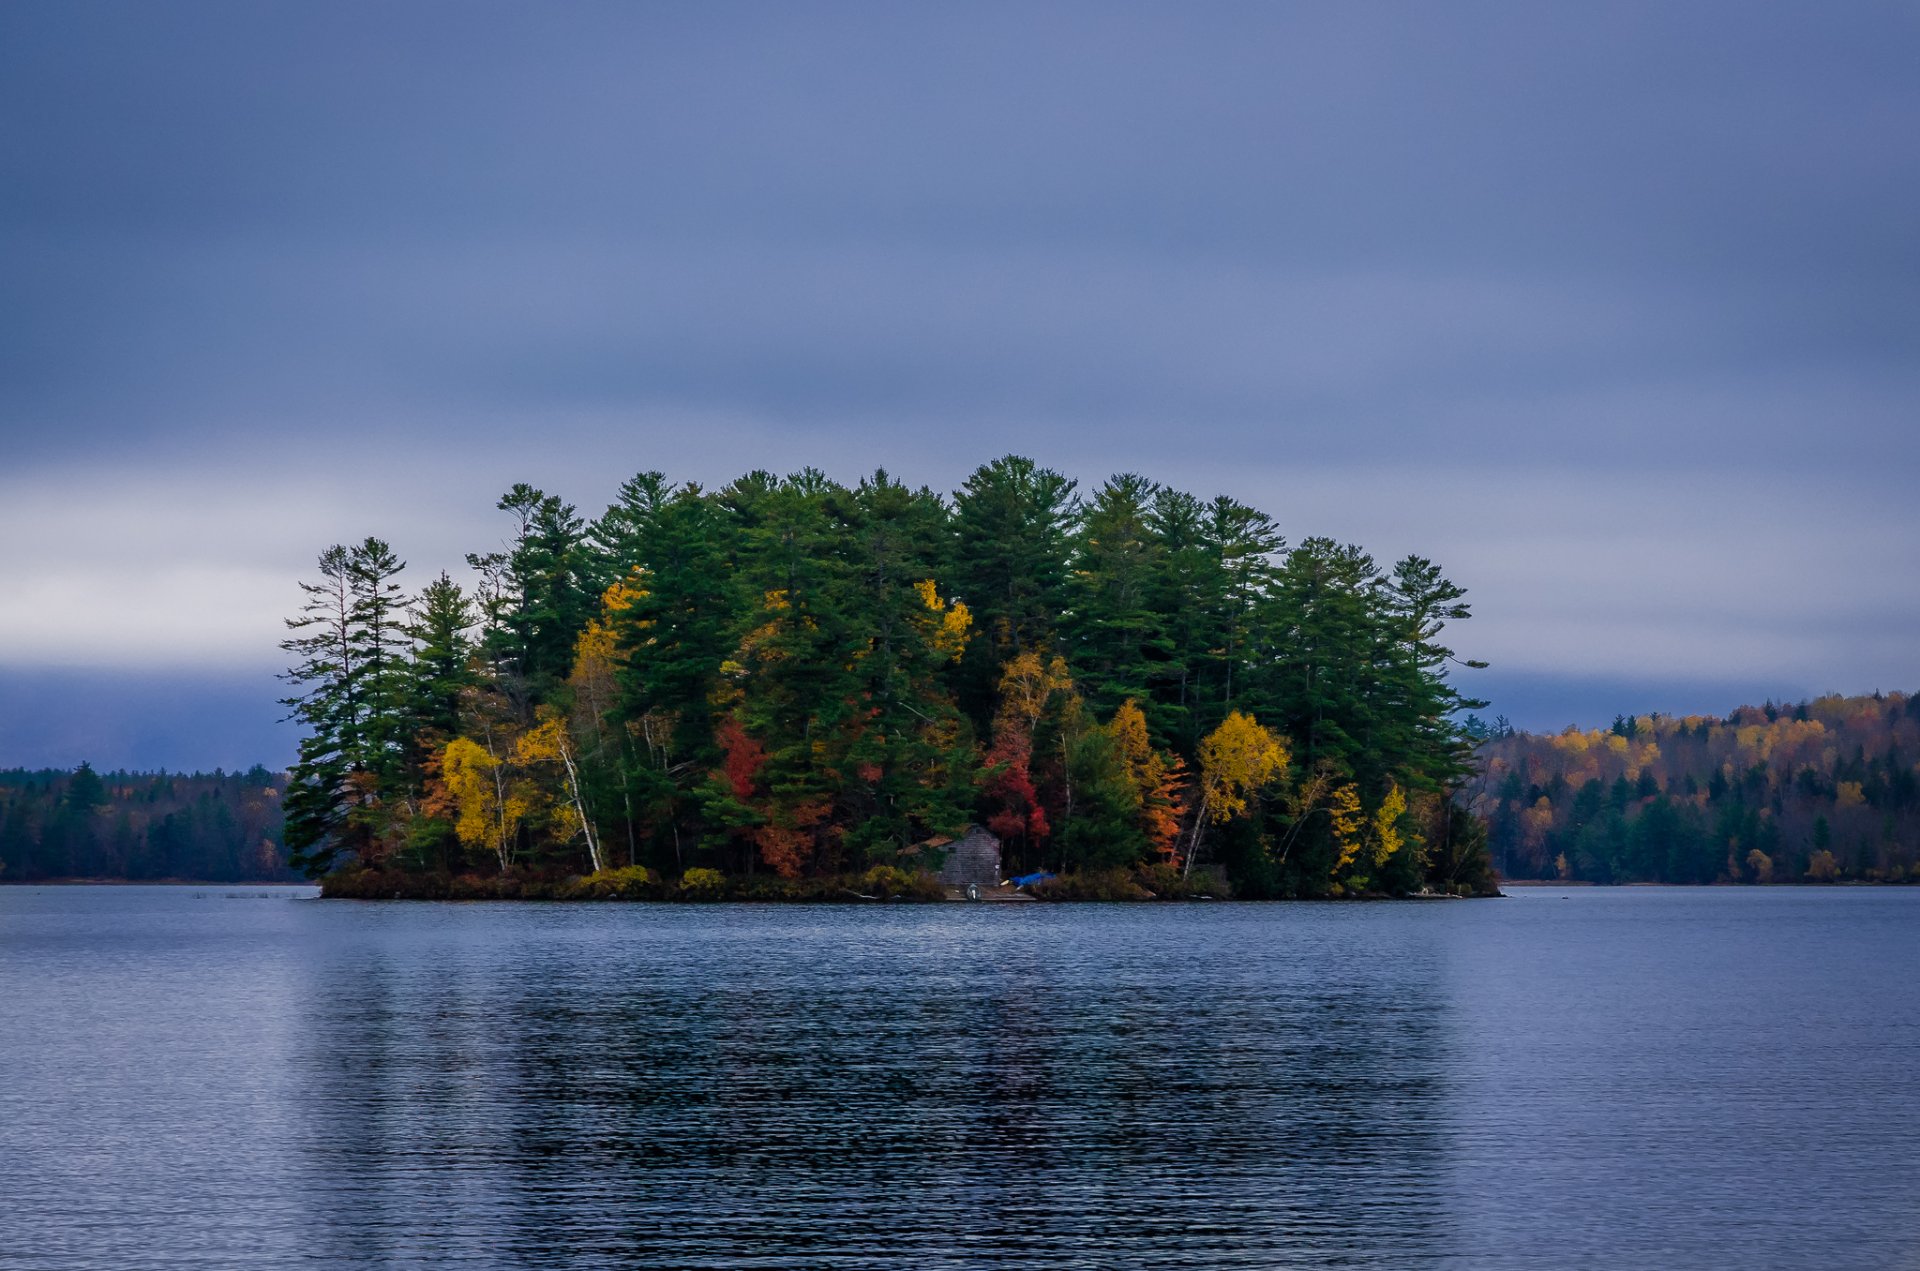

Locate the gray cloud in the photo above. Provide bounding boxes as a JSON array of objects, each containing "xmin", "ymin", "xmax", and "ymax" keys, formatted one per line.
[{"xmin": 1, "ymin": 1, "xmax": 1915, "ymax": 765}]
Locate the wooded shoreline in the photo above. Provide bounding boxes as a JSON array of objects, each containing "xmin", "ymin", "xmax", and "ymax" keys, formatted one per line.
[
  {"xmin": 276, "ymin": 457, "xmax": 1499, "ymax": 902},
  {"xmin": 315, "ymin": 863, "xmax": 1501, "ymax": 902}
]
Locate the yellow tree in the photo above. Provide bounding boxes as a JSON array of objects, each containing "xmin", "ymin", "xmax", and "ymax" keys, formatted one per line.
[
  {"xmin": 1107, "ymin": 698, "xmax": 1188, "ymax": 867},
  {"xmin": 1186, "ymin": 710, "xmax": 1289, "ymax": 877},
  {"xmin": 568, "ymin": 574, "xmax": 644, "ymax": 756},
  {"xmin": 1370, "ymin": 783, "xmax": 1408, "ymax": 870},
  {"xmin": 441, "ymin": 736, "xmax": 526, "ymax": 873},
  {"xmin": 563, "ymin": 576, "xmax": 649, "ymax": 870},
  {"xmin": 997, "ymin": 650, "xmax": 1075, "ymax": 741},
  {"xmin": 1328, "ymin": 782, "xmax": 1365, "ymax": 875},
  {"xmin": 913, "ymin": 578, "xmax": 974, "ymax": 662},
  {"xmin": 515, "ymin": 708, "xmax": 603, "ymax": 874}
]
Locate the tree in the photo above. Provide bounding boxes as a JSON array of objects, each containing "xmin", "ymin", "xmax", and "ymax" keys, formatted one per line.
[
  {"xmin": 831, "ymin": 474, "xmax": 979, "ymax": 860},
  {"xmin": 1203, "ymin": 496, "xmax": 1284, "ymax": 717},
  {"xmin": 1187, "ymin": 710, "xmax": 1288, "ymax": 876},
  {"xmin": 1066, "ymin": 474, "xmax": 1169, "ymax": 719},
  {"xmin": 1055, "ymin": 721, "xmax": 1146, "ymax": 871},
  {"xmin": 406, "ymin": 572, "xmax": 477, "ymax": 747},
  {"xmin": 344, "ymin": 538, "xmax": 414, "ymax": 818},
  {"xmin": 1107, "ymin": 699, "xmax": 1187, "ymax": 868},
  {"xmin": 64, "ymin": 762, "xmax": 106, "ymax": 813},
  {"xmin": 440, "ymin": 735, "xmax": 523, "ymax": 874},
  {"xmin": 567, "ymin": 574, "xmax": 645, "ymax": 867},
  {"xmin": 470, "ymin": 484, "xmax": 593, "ymax": 701},
  {"xmin": 515, "ymin": 709, "xmax": 602, "ymax": 873},
  {"xmin": 981, "ymin": 651, "xmax": 1073, "ymax": 866},
  {"xmin": 608, "ymin": 479, "xmax": 744, "ymax": 870},
  {"xmin": 951, "ymin": 455, "xmax": 1077, "ymax": 720},
  {"xmin": 280, "ymin": 546, "xmax": 356, "ymax": 877}
]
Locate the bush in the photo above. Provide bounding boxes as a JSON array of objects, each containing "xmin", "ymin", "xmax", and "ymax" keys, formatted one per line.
[
  {"xmin": 858, "ymin": 864, "xmax": 947, "ymax": 900},
  {"xmin": 1134, "ymin": 862, "xmax": 1228, "ymax": 899},
  {"xmin": 679, "ymin": 866, "xmax": 728, "ymax": 898},
  {"xmin": 1028, "ymin": 868, "xmax": 1153, "ymax": 902},
  {"xmin": 560, "ymin": 865, "xmax": 659, "ymax": 900},
  {"xmin": 730, "ymin": 868, "xmax": 944, "ymax": 902},
  {"xmin": 1023, "ymin": 863, "xmax": 1229, "ymax": 901}
]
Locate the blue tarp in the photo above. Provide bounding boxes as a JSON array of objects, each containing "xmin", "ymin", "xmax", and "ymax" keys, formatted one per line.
[{"xmin": 1009, "ymin": 871, "xmax": 1056, "ymax": 887}]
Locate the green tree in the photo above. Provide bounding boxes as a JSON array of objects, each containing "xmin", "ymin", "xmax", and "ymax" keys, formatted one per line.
[
  {"xmin": 607, "ymin": 479, "xmax": 745, "ymax": 871},
  {"xmin": 469, "ymin": 484, "xmax": 593, "ymax": 702},
  {"xmin": 280, "ymin": 546, "xmax": 357, "ymax": 877},
  {"xmin": 405, "ymin": 572, "xmax": 477, "ymax": 748},
  {"xmin": 1066, "ymin": 473, "xmax": 1169, "ymax": 721},
  {"xmin": 951, "ymin": 455, "xmax": 1078, "ymax": 720},
  {"xmin": 64, "ymin": 761, "xmax": 106, "ymax": 813}
]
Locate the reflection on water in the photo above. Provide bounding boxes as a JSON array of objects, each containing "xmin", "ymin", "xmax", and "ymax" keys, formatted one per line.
[
  {"xmin": 4, "ymin": 888, "xmax": 1919, "ymax": 1268},
  {"xmin": 291, "ymin": 907, "xmax": 1450, "ymax": 1267}
]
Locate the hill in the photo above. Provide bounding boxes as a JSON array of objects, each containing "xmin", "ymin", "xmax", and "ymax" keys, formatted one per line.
[
  {"xmin": 1474, "ymin": 692, "xmax": 1920, "ymax": 883},
  {"xmin": 0, "ymin": 765, "xmax": 292, "ymax": 882}
]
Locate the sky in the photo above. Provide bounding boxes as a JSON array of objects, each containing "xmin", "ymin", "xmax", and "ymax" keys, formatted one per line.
[{"xmin": 2, "ymin": 1, "xmax": 1917, "ymax": 771}]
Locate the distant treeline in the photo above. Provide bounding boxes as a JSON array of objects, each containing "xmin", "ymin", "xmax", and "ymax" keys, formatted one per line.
[
  {"xmin": 280, "ymin": 455, "xmax": 1497, "ymax": 898},
  {"xmin": 1474, "ymin": 691, "xmax": 1920, "ymax": 883},
  {"xmin": 0, "ymin": 764, "xmax": 293, "ymax": 882}
]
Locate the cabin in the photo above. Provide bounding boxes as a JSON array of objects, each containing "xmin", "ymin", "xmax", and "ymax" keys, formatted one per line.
[{"xmin": 922, "ymin": 824, "xmax": 1002, "ymax": 890}]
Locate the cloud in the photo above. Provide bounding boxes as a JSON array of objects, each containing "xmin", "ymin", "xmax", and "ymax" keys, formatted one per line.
[{"xmin": 0, "ymin": 1, "xmax": 1915, "ymax": 763}]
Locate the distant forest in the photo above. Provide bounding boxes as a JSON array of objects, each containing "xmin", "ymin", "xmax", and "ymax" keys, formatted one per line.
[
  {"xmin": 0, "ymin": 765, "xmax": 292, "ymax": 882},
  {"xmin": 277, "ymin": 456, "xmax": 1496, "ymax": 898},
  {"xmin": 11, "ymin": 691, "xmax": 1916, "ymax": 888},
  {"xmin": 1475, "ymin": 691, "xmax": 1920, "ymax": 883}
]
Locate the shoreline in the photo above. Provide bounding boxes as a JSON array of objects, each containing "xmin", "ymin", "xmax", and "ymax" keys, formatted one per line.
[
  {"xmin": 315, "ymin": 864, "xmax": 1505, "ymax": 903},
  {"xmin": 0, "ymin": 878, "xmax": 307, "ymax": 887}
]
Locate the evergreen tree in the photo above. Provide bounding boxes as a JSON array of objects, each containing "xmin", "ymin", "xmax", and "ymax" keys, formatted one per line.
[
  {"xmin": 406, "ymin": 572, "xmax": 477, "ymax": 747},
  {"xmin": 345, "ymin": 537, "xmax": 413, "ymax": 803},
  {"xmin": 1065, "ymin": 473, "xmax": 1169, "ymax": 723},
  {"xmin": 469, "ymin": 484, "xmax": 593, "ymax": 702},
  {"xmin": 64, "ymin": 761, "xmax": 106, "ymax": 813},
  {"xmin": 608, "ymin": 479, "xmax": 744, "ymax": 871},
  {"xmin": 951, "ymin": 455, "xmax": 1078, "ymax": 721},
  {"xmin": 1203, "ymin": 496, "xmax": 1285, "ymax": 718},
  {"xmin": 833, "ymin": 473, "xmax": 977, "ymax": 859},
  {"xmin": 280, "ymin": 545, "xmax": 357, "ymax": 877}
]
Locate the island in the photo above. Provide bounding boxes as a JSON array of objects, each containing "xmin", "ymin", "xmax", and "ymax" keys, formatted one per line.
[{"xmin": 278, "ymin": 455, "xmax": 1499, "ymax": 900}]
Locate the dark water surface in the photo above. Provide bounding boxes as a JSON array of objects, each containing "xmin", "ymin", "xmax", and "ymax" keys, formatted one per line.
[{"xmin": 3, "ymin": 887, "xmax": 1917, "ymax": 1269}]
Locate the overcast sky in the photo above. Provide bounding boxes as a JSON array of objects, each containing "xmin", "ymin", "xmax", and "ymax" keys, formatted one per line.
[{"xmin": 3, "ymin": 1, "xmax": 1916, "ymax": 770}]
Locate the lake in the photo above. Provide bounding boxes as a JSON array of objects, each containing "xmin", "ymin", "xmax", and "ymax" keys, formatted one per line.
[{"xmin": 2, "ymin": 886, "xmax": 1915, "ymax": 1269}]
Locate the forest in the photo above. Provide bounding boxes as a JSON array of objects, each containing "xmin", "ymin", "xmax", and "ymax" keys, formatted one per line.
[
  {"xmin": 279, "ymin": 456, "xmax": 1496, "ymax": 899},
  {"xmin": 0, "ymin": 765, "xmax": 292, "ymax": 882},
  {"xmin": 1475, "ymin": 691, "xmax": 1920, "ymax": 883}
]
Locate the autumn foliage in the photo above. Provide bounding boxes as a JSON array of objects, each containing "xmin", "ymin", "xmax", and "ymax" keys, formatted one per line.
[
  {"xmin": 1475, "ymin": 692, "xmax": 1920, "ymax": 883},
  {"xmin": 279, "ymin": 457, "xmax": 1496, "ymax": 897}
]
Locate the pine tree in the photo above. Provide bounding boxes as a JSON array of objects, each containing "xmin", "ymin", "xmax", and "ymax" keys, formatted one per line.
[
  {"xmin": 951, "ymin": 455, "xmax": 1078, "ymax": 722},
  {"xmin": 1066, "ymin": 473, "xmax": 1169, "ymax": 722},
  {"xmin": 280, "ymin": 546, "xmax": 356, "ymax": 877},
  {"xmin": 469, "ymin": 484, "xmax": 593, "ymax": 704},
  {"xmin": 345, "ymin": 538, "xmax": 413, "ymax": 803},
  {"xmin": 406, "ymin": 572, "xmax": 477, "ymax": 748},
  {"xmin": 609, "ymin": 479, "xmax": 744, "ymax": 871}
]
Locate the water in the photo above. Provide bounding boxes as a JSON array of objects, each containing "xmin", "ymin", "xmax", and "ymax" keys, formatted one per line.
[{"xmin": 2, "ymin": 887, "xmax": 1916, "ymax": 1270}]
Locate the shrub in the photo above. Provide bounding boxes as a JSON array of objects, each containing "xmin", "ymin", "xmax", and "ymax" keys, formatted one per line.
[
  {"xmin": 561, "ymin": 865, "xmax": 659, "ymax": 900},
  {"xmin": 857, "ymin": 864, "xmax": 946, "ymax": 901},
  {"xmin": 1134, "ymin": 862, "xmax": 1228, "ymax": 899},
  {"xmin": 1028, "ymin": 868, "xmax": 1153, "ymax": 902},
  {"xmin": 680, "ymin": 866, "xmax": 727, "ymax": 897},
  {"xmin": 1022, "ymin": 864, "xmax": 1229, "ymax": 901}
]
